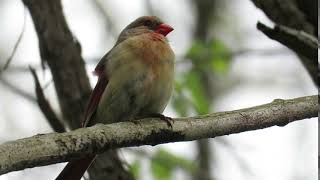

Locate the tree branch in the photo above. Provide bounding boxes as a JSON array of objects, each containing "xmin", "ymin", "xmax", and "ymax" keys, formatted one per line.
[
  {"xmin": 29, "ymin": 66, "xmax": 66, "ymax": 133},
  {"xmin": 0, "ymin": 95, "xmax": 316, "ymax": 175},
  {"xmin": 22, "ymin": 0, "xmax": 91, "ymax": 129},
  {"xmin": 22, "ymin": 0, "xmax": 133, "ymax": 179},
  {"xmin": 257, "ymin": 22, "xmax": 318, "ymax": 86},
  {"xmin": 250, "ymin": 0, "xmax": 318, "ymax": 87},
  {"xmin": 257, "ymin": 22, "xmax": 318, "ymax": 64},
  {"xmin": 0, "ymin": 6, "xmax": 27, "ymax": 72},
  {"xmin": 250, "ymin": 0, "xmax": 314, "ymax": 34},
  {"xmin": 0, "ymin": 77, "xmax": 37, "ymax": 103}
]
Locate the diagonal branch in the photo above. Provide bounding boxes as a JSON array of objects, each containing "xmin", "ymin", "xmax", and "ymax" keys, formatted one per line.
[
  {"xmin": 1, "ymin": 6, "xmax": 27, "ymax": 72},
  {"xmin": 29, "ymin": 66, "xmax": 66, "ymax": 133},
  {"xmin": 0, "ymin": 95, "xmax": 317, "ymax": 175},
  {"xmin": 257, "ymin": 22, "xmax": 318, "ymax": 86},
  {"xmin": 257, "ymin": 22, "xmax": 318, "ymax": 60},
  {"xmin": 250, "ymin": 0, "xmax": 318, "ymax": 87},
  {"xmin": 0, "ymin": 77, "xmax": 37, "ymax": 103},
  {"xmin": 250, "ymin": 0, "xmax": 314, "ymax": 34},
  {"xmin": 22, "ymin": 0, "xmax": 133, "ymax": 179}
]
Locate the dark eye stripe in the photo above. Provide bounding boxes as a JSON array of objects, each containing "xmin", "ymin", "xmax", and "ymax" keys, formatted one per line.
[{"xmin": 144, "ymin": 20, "xmax": 152, "ymax": 27}]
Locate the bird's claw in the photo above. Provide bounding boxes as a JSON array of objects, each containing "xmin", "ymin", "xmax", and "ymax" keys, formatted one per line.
[{"xmin": 152, "ymin": 114, "xmax": 174, "ymax": 128}]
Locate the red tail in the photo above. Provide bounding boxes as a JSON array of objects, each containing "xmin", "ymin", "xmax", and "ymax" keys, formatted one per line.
[{"xmin": 55, "ymin": 156, "xmax": 96, "ymax": 180}]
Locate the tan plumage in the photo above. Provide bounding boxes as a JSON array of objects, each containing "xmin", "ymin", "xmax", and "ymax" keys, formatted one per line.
[
  {"xmin": 56, "ymin": 16, "xmax": 175, "ymax": 180},
  {"xmin": 95, "ymin": 31, "xmax": 174, "ymax": 124}
]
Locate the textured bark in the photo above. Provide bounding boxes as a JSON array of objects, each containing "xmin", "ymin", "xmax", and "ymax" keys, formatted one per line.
[
  {"xmin": 29, "ymin": 67, "xmax": 66, "ymax": 133},
  {"xmin": 257, "ymin": 23, "xmax": 318, "ymax": 60},
  {"xmin": 251, "ymin": 0, "xmax": 318, "ymax": 86},
  {"xmin": 196, "ymin": 139, "xmax": 211, "ymax": 180},
  {"xmin": 257, "ymin": 23, "xmax": 318, "ymax": 81},
  {"xmin": 0, "ymin": 95, "xmax": 316, "ymax": 175},
  {"xmin": 22, "ymin": 0, "xmax": 91, "ymax": 129},
  {"xmin": 251, "ymin": 0, "xmax": 314, "ymax": 34},
  {"xmin": 22, "ymin": 0, "xmax": 133, "ymax": 179},
  {"xmin": 296, "ymin": 0, "xmax": 317, "ymax": 31}
]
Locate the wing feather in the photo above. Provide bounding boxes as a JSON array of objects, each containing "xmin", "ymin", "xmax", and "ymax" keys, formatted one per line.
[{"xmin": 82, "ymin": 75, "xmax": 108, "ymax": 127}]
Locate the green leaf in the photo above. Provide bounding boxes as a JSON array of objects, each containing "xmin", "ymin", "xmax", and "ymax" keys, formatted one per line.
[
  {"xmin": 211, "ymin": 57, "xmax": 229, "ymax": 73},
  {"xmin": 210, "ymin": 40, "xmax": 229, "ymax": 55},
  {"xmin": 186, "ymin": 41, "xmax": 205, "ymax": 60},
  {"xmin": 210, "ymin": 40, "xmax": 231, "ymax": 73},
  {"xmin": 156, "ymin": 149, "xmax": 196, "ymax": 172},
  {"xmin": 129, "ymin": 160, "xmax": 141, "ymax": 179},
  {"xmin": 184, "ymin": 71, "xmax": 210, "ymax": 114},
  {"xmin": 151, "ymin": 157, "xmax": 172, "ymax": 180},
  {"xmin": 172, "ymin": 93, "xmax": 189, "ymax": 117},
  {"xmin": 151, "ymin": 149, "xmax": 196, "ymax": 180},
  {"xmin": 175, "ymin": 40, "xmax": 231, "ymax": 117},
  {"xmin": 172, "ymin": 81, "xmax": 189, "ymax": 116}
]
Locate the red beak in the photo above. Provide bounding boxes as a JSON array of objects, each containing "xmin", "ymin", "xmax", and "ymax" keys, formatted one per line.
[{"xmin": 155, "ymin": 23, "xmax": 174, "ymax": 36}]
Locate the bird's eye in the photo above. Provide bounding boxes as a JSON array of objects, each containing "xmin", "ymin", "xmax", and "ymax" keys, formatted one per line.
[{"xmin": 144, "ymin": 20, "xmax": 152, "ymax": 27}]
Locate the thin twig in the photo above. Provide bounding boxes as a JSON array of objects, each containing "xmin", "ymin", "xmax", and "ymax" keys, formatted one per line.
[
  {"xmin": 1, "ymin": 6, "xmax": 27, "ymax": 72},
  {"xmin": 145, "ymin": 0, "xmax": 156, "ymax": 15},
  {"xmin": 93, "ymin": 0, "xmax": 118, "ymax": 39},
  {"xmin": 3, "ymin": 48, "xmax": 291, "ymax": 73},
  {"xmin": 0, "ymin": 77, "xmax": 36, "ymax": 103},
  {"xmin": 257, "ymin": 22, "xmax": 318, "ymax": 60},
  {"xmin": 29, "ymin": 66, "xmax": 66, "ymax": 133},
  {"xmin": 257, "ymin": 22, "xmax": 318, "ymax": 86}
]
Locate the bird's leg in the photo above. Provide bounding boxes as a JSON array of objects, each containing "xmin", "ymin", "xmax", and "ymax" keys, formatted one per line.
[{"xmin": 150, "ymin": 113, "xmax": 174, "ymax": 128}]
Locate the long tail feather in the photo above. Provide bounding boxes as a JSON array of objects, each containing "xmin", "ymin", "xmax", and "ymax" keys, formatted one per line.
[{"xmin": 55, "ymin": 156, "xmax": 96, "ymax": 180}]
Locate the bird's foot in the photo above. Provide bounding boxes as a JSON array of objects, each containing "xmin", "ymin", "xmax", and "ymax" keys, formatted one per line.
[{"xmin": 151, "ymin": 113, "xmax": 174, "ymax": 128}]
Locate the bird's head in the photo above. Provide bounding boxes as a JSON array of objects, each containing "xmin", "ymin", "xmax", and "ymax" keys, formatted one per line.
[{"xmin": 117, "ymin": 16, "xmax": 174, "ymax": 43}]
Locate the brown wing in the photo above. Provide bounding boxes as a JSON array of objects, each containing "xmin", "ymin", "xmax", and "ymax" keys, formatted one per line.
[{"xmin": 82, "ymin": 54, "xmax": 109, "ymax": 127}]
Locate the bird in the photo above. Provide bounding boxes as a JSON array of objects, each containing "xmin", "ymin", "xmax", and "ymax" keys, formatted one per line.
[{"xmin": 56, "ymin": 16, "xmax": 175, "ymax": 180}]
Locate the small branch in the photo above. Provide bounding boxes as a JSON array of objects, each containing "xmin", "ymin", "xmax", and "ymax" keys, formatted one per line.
[
  {"xmin": 1, "ymin": 6, "xmax": 27, "ymax": 72},
  {"xmin": 0, "ymin": 77, "xmax": 36, "ymax": 103},
  {"xmin": 257, "ymin": 22, "xmax": 318, "ymax": 60},
  {"xmin": 23, "ymin": 0, "xmax": 92, "ymax": 129},
  {"xmin": 92, "ymin": 0, "xmax": 119, "ymax": 39},
  {"xmin": 0, "ymin": 95, "xmax": 316, "ymax": 175},
  {"xmin": 257, "ymin": 22, "xmax": 318, "ymax": 86},
  {"xmin": 23, "ymin": 0, "xmax": 134, "ymax": 179},
  {"xmin": 250, "ymin": 0, "xmax": 314, "ymax": 34},
  {"xmin": 29, "ymin": 66, "xmax": 66, "ymax": 133},
  {"xmin": 3, "ymin": 48, "xmax": 291, "ymax": 73},
  {"xmin": 145, "ymin": 0, "xmax": 156, "ymax": 16}
]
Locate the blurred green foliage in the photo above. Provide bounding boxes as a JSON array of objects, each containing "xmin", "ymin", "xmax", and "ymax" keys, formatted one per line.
[
  {"xmin": 173, "ymin": 40, "xmax": 231, "ymax": 117},
  {"xmin": 129, "ymin": 160, "xmax": 141, "ymax": 180},
  {"xmin": 184, "ymin": 70, "xmax": 210, "ymax": 114},
  {"xmin": 151, "ymin": 149, "xmax": 196, "ymax": 180},
  {"xmin": 186, "ymin": 40, "xmax": 231, "ymax": 73},
  {"xmin": 172, "ymin": 82, "xmax": 190, "ymax": 117},
  {"xmin": 129, "ymin": 149, "xmax": 196, "ymax": 180}
]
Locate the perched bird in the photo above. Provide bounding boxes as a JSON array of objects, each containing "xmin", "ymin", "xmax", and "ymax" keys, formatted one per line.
[{"xmin": 56, "ymin": 16, "xmax": 175, "ymax": 180}]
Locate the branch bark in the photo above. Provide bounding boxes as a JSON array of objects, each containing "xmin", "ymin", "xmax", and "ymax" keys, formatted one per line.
[
  {"xmin": 257, "ymin": 23, "xmax": 318, "ymax": 60},
  {"xmin": 29, "ymin": 66, "xmax": 66, "ymax": 133},
  {"xmin": 251, "ymin": 0, "xmax": 314, "ymax": 34},
  {"xmin": 22, "ymin": 0, "xmax": 91, "ymax": 129},
  {"xmin": 250, "ymin": 0, "xmax": 318, "ymax": 87},
  {"xmin": 0, "ymin": 95, "xmax": 316, "ymax": 175},
  {"xmin": 257, "ymin": 23, "xmax": 318, "ymax": 79}
]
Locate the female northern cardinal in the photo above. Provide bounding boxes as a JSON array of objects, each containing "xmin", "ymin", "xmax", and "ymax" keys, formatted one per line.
[{"xmin": 56, "ymin": 16, "xmax": 175, "ymax": 180}]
